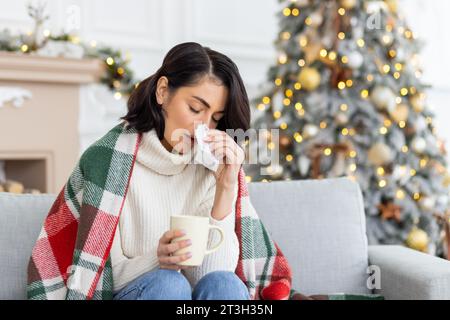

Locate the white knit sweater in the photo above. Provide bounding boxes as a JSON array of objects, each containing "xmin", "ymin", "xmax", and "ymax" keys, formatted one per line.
[{"xmin": 110, "ymin": 128, "xmax": 240, "ymax": 292}]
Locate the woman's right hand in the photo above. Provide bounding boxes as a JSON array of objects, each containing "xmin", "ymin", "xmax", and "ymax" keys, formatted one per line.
[{"xmin": 157, "ymin": 229, "xmax": 192, "ymax": 271}]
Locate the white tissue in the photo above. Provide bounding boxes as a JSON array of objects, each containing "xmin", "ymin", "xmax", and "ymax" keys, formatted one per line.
[{"xmin": 194, "ymin": 124, "xmax": 220, "ymax": 172}]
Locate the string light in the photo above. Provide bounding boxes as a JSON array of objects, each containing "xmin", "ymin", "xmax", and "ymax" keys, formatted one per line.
[
  {"xmin": 379, "ymin": 127, "xmax": 388, "ymax": 135},
  {"xmin": 294, "ymin": 82, "xmax": 302, "ymax": 90},
  {"xmin": 297, "ymin": 59, "xmax": 306, "ymax": 67},
  {"xmin": 342, "ymin": 128, "xmax": 349, "ymax": 135},
  {"xmin": 400, "ymin": 88, "xmax": 408, "ymax": 96},
  {"xmin": 280, "ymin": 122, "xmax": 288, "ymax": 130},
  {"xmin": 382, "ymin": 64, "xmax": 391, "ymax": 73},
  {"xmin": 320, "ymin": 49, "xmax": 328, "ymax": 57},
  {"xmin": 278, "ymin": 53, "xmax": 288, "ymax": 64},
  {"xmin": 341, "ymin": 55, "xmax": 348, "ymax": 64},
  {"xmin": 283, "ymin": 98, "xmax": 291, "ymax": 106},
  {"xmin": 286, "ymin": 154, "xmax": 294, "ymax": 161},
  {"xmin": 394, "ymin": 72, "xmax": 401, "ymax": 79},
  {"xmin": 396, "ymin": 189, "xmax": 405, "ymax": 199},
  {"xmin": 379, "ymin": 180, "xmax": 387, "ymax": 188},
  {"xmin": 338, "ymin": 8, "xmax": 346, "ymax": 15},
  {"xmin": 401, "ymin": 145, "xmax": 408, "ymax": 152},
  {"xmin": 275, "ymin": 78, "xmax": 282, "ymax": 86},
  {"xmin": 21, "ymin": 44, "xmax": 28, "ymax": 52},
  {"xmin": 338, "ymin": 32, "xmax": 346, "ymax": 40},
  {"xmin": 377, "ymin": 167, "xmax": 385, "ymax": 175},
  {"xmin": 305, "ymin": 16, "xmax": 312, "ymax": 25},
  {"xmin": 320, "ymin": 121, "xmax": 327, "ymax": 129},
  {"xmin": 360, "ymin": 89, "xmax": 369, "ymax": 98},
  {"xmin": 294, "ymin": 132, "xmax": 303, "ymax": 143},
  {"xmin": 299, "ymin": 35, "xmax": 308, "ymax": 47},
  {"xmin": 338, "ymin": 81, "xmax": 346, "ymax": 90},
  {"xmin": 357, "ymin": 39, "xmax": 365, "ymax": 47},
  {"xmin": 114, "ymin": 92, "xmax": 122, "ymax": 100},
  {"xmin": 106, "ymin": 57, "xmax": 115, "ymax": 65},
  {"xmin": 295, "ymin": 102, "xmax": 303, "ymax": 110},
  {"xmin": 281, "ymin": 32, "xmax": 291, "ymax": 40},
  {"xmin": 283, "ymin": 8, "xmax": 291, "ymax": 16},
  {"xmin": 263, "ymin": 96, "xmax": 271, "ymax": 104},
  {"xmin": 324, "ymin": 148, "xmax": 332, "ymax": 156},
  {"xmin": 273, "ymin": 111, "xmax": 281, "ymax": 119},
  {"xmin": 257, "ymin": 103, "xmax": 265, "ymax": 111},
  {"xmin": 285, "ymin": 89, "xmax": 293, "ymax": 97},
  {"xmin": 292, "ymin": 8, "xmax": 300, "ymax": 16},
  {"xmin": 399, "ymin": 121, "xmax": 406, "ymax": 128},
  {"xmin": 367, "ymin": 74, "xmax": 374, "ymax": 82},
  {"xmin": 349, "ymin": 151, "xmax": 357, "ymax": 158},
  {"xmin": 328, "ymin": 51, "xmax": 337, "ymax": 60},
  {"xmin": 340, "ymin": 104, "xmax": 348, "ymax": 111}
]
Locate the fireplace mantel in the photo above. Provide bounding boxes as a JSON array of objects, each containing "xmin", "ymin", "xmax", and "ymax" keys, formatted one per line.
[
  {"xmin": 0, "ymin": 52, "xmax": 104, "ymax": 193},
  {"xmin": 0, "ymin": 52, "xmax": 104, "ymax": 84}
]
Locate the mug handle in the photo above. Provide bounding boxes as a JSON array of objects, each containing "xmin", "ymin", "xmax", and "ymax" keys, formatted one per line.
[{"xmin": 204, "ymin": 225, "xmax": 224, "ymax": 255}]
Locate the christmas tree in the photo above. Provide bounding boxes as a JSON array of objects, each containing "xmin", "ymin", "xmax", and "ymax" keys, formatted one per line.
[{"xmin": 246, "ymin": 0, "xmax": 450, "ymax": 258}]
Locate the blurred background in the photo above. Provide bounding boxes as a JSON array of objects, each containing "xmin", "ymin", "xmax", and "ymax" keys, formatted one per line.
[{"xmin": 1, "ymin": 0, "xmax": 449, "ymax": 257}]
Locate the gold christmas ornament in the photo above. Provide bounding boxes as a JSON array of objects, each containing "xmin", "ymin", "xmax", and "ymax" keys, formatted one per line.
[
  {"xmin": 384, "ymin": 0, "xmax": 398, "ymax": 13},
  {"xmin": 410, "ymin": 94, "xmax": 425, "ymax": 113},
  {"xmin": 405, "ymin": 227, "xmax": 429, "ymax": 252},
  {"xmin": 298, "ymin": 67, "xmax": 321, "ymax": 91},
  {"xmin": 390, "ymin": 104, "xmax": 409, "ymax": 123},
  {"xmin": 340, "ymin": 0, "xmax": 357, "ymax": 10},
  {"xmin": 368, "ymin": 142, "xmax": 393, "ymax": 166}
]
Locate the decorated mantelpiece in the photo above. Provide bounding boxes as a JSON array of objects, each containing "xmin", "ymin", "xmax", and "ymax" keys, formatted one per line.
[{"xmin": 0, "ymin": 52, "xmax": 104, "ymax": 193}]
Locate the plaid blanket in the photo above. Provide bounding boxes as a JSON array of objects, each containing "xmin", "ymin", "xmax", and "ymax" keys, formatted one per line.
[{"xmin": 27, "ymin": 122, "xmax": 292, "ymax": 300}]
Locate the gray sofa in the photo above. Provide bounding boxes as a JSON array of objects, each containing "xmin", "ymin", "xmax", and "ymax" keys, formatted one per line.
[{"xmin": 1, "ymin": 177, "xmax": 449, "ymax": 300}]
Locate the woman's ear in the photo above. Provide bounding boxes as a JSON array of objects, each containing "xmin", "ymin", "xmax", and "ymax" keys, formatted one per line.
[{"xmin": 155, "ymin": 76, "xmax": 169, "ymax": 105}]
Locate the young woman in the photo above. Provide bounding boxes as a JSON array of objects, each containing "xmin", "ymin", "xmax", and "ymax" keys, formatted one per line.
[{"xmin": 111, "ymin": 42, "xmax": 251, "ymax": 300}]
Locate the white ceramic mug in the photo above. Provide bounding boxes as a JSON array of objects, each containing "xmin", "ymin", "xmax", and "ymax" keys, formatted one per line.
[{"xmin": 170, "ymin": 215, "xmax": 224, "ymax": 266}]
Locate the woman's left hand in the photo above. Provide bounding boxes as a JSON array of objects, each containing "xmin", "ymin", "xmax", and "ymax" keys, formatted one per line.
[{"xmin": 203, "ymin": 129, "xmax": 245, "ymax": 190}]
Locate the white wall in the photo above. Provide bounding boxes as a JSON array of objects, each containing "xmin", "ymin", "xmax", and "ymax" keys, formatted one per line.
[
  {"xmin": 1, "ymin": 0, "xmax": 449, "ymax": 161},
  {"xmin": 400, "ymin": 0, "xmax": 450, "ymax": 163}
]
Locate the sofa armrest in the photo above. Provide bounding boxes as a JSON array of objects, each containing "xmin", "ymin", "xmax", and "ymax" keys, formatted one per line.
[{"xmin": 368, "ymin": 245, "xmax": 450, "ymax": 300}]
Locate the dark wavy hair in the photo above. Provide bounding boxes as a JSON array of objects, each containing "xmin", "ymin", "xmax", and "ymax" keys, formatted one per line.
[{"xmin": 120, "ymin": 42, "xmax": 251, "ymax": 140}]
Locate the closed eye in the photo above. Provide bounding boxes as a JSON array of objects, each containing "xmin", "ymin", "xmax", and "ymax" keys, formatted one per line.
[{"xmin": 189, "ymin": 106, "xmax": 200, "ymax": 114}]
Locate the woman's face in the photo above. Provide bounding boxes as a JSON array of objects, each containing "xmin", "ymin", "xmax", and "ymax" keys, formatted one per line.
[{"xmin": 155, "ymin": 76, "xmax": 228, "ymax": 154}]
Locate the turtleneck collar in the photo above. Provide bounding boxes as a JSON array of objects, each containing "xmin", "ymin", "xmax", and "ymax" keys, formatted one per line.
[{"xmin": 137, "ymin": 128, "xmax": 194, "ymax": 176}]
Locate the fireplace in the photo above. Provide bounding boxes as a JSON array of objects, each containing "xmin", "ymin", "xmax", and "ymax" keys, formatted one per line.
[{"xmin": 0, "ymin": 52, "xmax": 103, "ymax": 194}]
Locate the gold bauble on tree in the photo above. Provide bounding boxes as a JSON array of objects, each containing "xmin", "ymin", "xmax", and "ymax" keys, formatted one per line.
[
  {"xmin": 390, "ymin": 104, "xmax": 409, "ymax": 122},
  {"xmin": 298, "ymin": 67, "xmax": 321, "ymax": 91},
  {"xmin": 340, "ymin": 0, "xmax": 357, "ymax": 10},
  {"xmin": 384, "ymin": 0, "xmax": 398, "ymax": 13},
  {"xmin": 405, "ymin": 227, "xmax": 429, "ymax": 252},
  {"xmin": 368, "ymin": 142, "xmax": 393, "ymax": 166},
  {"xmin": 410, "ymin": 94, "xmax": 425, "ymax": 113}
]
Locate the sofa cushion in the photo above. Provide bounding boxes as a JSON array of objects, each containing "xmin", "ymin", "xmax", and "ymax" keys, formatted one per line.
[
  {"xmin": 247, "ymin": 177, "xmax": 370, "ymax": 295},
  {"xmin": 0, "ymin": 192, "xmax": 56, "ymax": 300}
]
